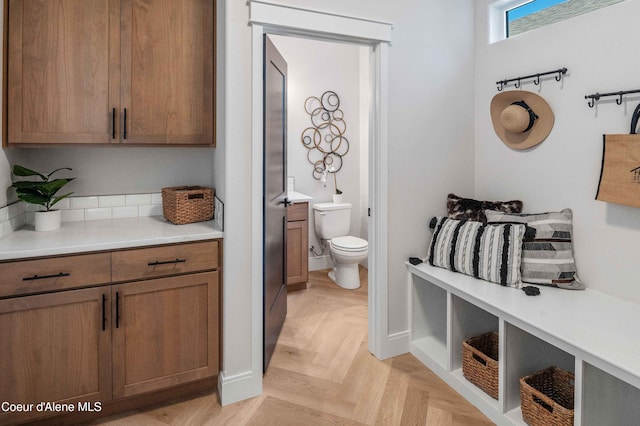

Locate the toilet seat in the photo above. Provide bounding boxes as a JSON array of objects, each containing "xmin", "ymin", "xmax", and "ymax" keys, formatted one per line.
[{"xmin": 331, "ymin": 236, "xmax": 368, "ymax": 252}]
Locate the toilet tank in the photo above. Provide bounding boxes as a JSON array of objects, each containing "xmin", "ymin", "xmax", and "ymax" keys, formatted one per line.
[{"xmin": 313, "ymin": 202, "xmax": 352, "ymax": 240}]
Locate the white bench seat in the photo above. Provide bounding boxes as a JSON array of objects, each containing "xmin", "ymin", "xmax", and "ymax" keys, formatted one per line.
[{"xmin": 408, "ymin": 261, "xmax": 640, "ymax": 426}]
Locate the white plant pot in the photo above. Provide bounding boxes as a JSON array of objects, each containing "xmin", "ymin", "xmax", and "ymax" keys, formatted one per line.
[
  {"xmin": 35, "ymin": 210, "xmax": 62, "ymax": 232},
  {"xmin": 332, "ymin": 193, "xmax": 343, "ymax": 203}
]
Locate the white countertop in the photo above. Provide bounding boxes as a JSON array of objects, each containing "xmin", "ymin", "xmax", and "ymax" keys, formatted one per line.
[
  {"xmin": 0, "ymin": 217, "xmax": 223, "ymax": 260},
  {"xmin": 287, "ymin": 190, "xmax": 313, "ymax": 203}
]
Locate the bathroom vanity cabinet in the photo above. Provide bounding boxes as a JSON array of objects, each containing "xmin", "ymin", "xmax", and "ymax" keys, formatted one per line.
[{"xmin": 286, "ymin": 202, "xmax": 309, "ymax": 291}]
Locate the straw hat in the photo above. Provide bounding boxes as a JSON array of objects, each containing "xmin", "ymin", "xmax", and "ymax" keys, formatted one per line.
[{"xmin": 490, "ymin": 91, "xmax": 554, "ymax": 150}]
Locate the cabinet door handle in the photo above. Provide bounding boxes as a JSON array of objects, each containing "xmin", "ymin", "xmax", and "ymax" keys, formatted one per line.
[
  {"xmin": 112, "ymin": 108, "xmax": 116, "ymax": 139},
  {"xmin": 102, "ymin": 294, "xmax": 107, "ymax": 331},
  {"xmin": 22, "ymin": 272, "xmax": 70, "ymax": 281},
  {"xmin": 123, "ymin": 108, "xmax": 127, "ymax": 139},
  {"xmin": 147, "ymin": 259, "xmax": 187, "ymax": 266},
  {"xmin": 115, "ymin": 291, "xmax": 120, "ymax": 328}
]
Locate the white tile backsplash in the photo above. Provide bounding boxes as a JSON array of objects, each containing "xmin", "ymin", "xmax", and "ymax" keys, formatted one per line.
[
  {"xmin": 126, "ymin": 194, "xmax": 152, "ymax": 206},
  {"xmin": 61, "ymin": 209, "xmax": 85, "ymax": 222},
  {"xmin": 0, "ymin": 191, "xmax": 174, "ymax": 235},
  {"xmin": 85, "ymin": 208, "xmax": 113, "ymax": 221},
  {"xmin": 112, "ymin": 206, "xmax": 139, "ymax": 219},
  {"xmin": 0, "ymin": 220, "xmax": 12, "ymax": 238},
  {"xmin": 54, "ymin": 198, "xmax": 71, "ymax": 210},
  {"xmin": 71, "ymin": 196, "xmax": 100, "ymax": 209},
  {"xmin": 99, "ymin": 195, "xmax": 127, "ymax": 208},
  {"xmin": 139, "ymin": 204, "xmax": 163, "ymax": 217},
  {"xmin": 8, "ymin": 202, "xmax": 26, "ymax": 219}
]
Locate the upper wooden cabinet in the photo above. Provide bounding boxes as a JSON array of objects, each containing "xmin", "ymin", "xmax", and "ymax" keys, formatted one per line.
[{"xmin": 7, "ymin": 0, "xmax": 215, "ymax": 146}]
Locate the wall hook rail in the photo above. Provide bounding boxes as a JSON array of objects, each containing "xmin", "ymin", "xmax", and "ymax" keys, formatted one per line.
[
  {"xmin": 496, "ymin": 67, "xmax": 567, "ymax": 91},
  {"xmin": 584, "ymin": 88, "xmax": 640, "ymax": 108}
]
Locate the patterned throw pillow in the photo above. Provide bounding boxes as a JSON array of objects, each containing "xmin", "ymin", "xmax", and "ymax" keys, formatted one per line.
[
  {"xmin": 427, "ymin": 216, "xmax": 530, "ymax": 288},
  {"xmin": 485, "ymin": 209, "xmax": 584, "ymax": 290},
  {"xmin": 447, "ymin": 193, "xmax": 523, "ymax": 223}
]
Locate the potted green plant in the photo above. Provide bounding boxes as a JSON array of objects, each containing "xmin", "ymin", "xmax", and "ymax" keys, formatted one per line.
[{"xmin": 10, "ymin": 165, "xmax": 75, "ymax": 231}]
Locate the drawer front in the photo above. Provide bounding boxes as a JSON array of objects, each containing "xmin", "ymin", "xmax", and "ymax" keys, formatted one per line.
[
  {"xmin": 0, "ymin": 253, "xmax": 111, "ymax": 298},
  {"xmin": 112, "ymin": 240, "xmax": 219, "ymax": 282},
  {"xmin": 287, "ymin": 202, "xmax": 308, "ymax": 222}
]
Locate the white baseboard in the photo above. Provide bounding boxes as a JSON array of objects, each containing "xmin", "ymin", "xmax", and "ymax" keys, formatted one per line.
[
  {"xmin": 309, "ymin": 255, "xmax": 332, "ymax": 271},
  {"xmin": 309, "ymin": 256, "xmax": 369, "ymax": 271},
  {"xmin": 218, "ymin": 370, "xmax": 262, "ymax": 406},
  {"xmin": 377, "ymin": 330, "xmax": 411, "ymax": 360}
]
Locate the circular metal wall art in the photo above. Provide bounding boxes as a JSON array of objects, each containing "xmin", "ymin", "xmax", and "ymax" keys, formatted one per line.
[{"xmin": 301, "ymin": 91, "xmax": 350, "ymax": 180}]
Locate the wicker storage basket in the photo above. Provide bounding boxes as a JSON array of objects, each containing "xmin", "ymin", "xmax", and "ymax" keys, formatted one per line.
[
  {"xmin": 162, "ymin": 186, "xmax": 214, "ymax": 225},
  {"xmin": 520, "ymin": 366, "xmax": 574, "ymax": 426},
  {"xmin": 462, "ymin": 331, "xmax": 499, "ymax": 399}
]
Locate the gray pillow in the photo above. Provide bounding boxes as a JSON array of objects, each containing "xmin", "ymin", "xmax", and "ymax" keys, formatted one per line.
[{"xmin": 485, "ymin": 209, "xmax": 584, "ymax": 290}]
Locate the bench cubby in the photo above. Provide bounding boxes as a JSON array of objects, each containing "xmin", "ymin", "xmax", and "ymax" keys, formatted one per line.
[
  {"xmin": 407, "ymin": 262, "xmax": 640, "ymax": 426},
  {"xmin": 581, "ymin": 362, "xmax": 640, "ymax": 426}
]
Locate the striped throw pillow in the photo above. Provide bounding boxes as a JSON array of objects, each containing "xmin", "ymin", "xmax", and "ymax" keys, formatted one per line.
[
  {"xmin": 427, "ymin": 217, "xmax": 528, "ymax": 288},
  {"xmin": 485, "ymin": 209, "xmax": 584, "ymax": 290}
]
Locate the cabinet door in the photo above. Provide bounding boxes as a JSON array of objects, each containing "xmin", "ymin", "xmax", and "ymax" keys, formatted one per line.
[
  {"xmin": 0, "ymin": 287, "xmax": 112, "ymax": 424},
  {"xmin": 120, "ymin": 0, "xmax": 214, "ymax": 145},
  {"xmin": 287, "ymin": 219, "xmax": 308, "ymax": 290},
  {"xmin": 8, "ymin": 0, "xmax": 120, "ymax": 144},
  {"xmin": 112, "ymin": 272, "xmax": 219, "ymax": 398}
]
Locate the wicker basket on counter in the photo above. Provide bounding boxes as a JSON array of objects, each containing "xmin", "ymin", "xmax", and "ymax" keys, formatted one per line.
[
  {"xmin": 162, "ymin": 186, "xmax": 214, "ymax": 225},
  {"xmin": 520, "ymin": 366, "xmax": 574, "ymax": 426},
  {"xmin": 462, "ymin": 331, "xmax": 499, "ymax": 399}
]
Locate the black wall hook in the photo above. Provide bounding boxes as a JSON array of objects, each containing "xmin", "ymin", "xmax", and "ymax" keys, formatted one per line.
[
  {"xmin": 495, "ymin": 67, "xmax": 567, "ymax": 91},
  {"xmin": 585, "ymin": 89, "xmax": 640, "ymax": 108}
]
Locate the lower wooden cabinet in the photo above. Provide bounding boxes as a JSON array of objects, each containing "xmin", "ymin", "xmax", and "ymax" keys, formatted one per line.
[
  {"xmin": 0, "ymin": 239, "xmax": 221, "ymax": 425},
  {"xmin": 0, "ymin": 287, "xmax": 112, "ymax": 425},
  {"xmin": 112, "ymin": 272, "xmax": 219, "ymax": 398},
  {"xmin": 286, "ymin": 202, "xmax": 309, "ymax": 291}
]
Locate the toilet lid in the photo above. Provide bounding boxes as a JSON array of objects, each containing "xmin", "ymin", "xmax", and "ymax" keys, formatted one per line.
[{"xmin": 331, "ymin": 236, "xmax": 368, "ymax": 251}]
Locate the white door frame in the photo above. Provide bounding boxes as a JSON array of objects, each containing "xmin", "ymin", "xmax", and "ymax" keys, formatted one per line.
[{"xmin": 244, "ymin": 0, "xmax": 393, "ymax": 403}]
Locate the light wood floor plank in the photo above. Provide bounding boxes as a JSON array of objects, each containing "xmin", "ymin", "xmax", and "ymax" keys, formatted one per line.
[{"xmin": 94, "ymin": 268, "xmax": 494, "ymax": 425}]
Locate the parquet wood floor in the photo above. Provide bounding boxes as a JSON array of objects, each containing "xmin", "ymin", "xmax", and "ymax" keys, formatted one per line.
[{"xmin": 93, "ymin": 268, "xmax": 494, "ymax": 426}]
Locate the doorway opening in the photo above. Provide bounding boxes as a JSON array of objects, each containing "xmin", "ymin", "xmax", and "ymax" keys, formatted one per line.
[
  {"xmin": 246, "ymin": 0, "xmax": 393, "ymax": 402},
  {"xmin": 265, "ymin": 34, "xmax": 370, "ymax": 371},
  {"xmin": 269, "ymin": 34, "xmax": 370, "ymax": 273}
]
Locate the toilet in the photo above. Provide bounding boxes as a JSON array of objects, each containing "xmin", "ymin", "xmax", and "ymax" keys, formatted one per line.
[{"xmin": 313, "ymin": 202, "xmax": 368, "ymax": 289}]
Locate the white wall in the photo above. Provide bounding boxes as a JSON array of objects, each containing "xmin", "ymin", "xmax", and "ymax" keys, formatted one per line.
[
  {"xmin": 474, "ymin": 0, "xmax": 640, "ymax": 304},
  {"xmin": 4, "ymin": 148, "xmax": 213, "ymax": 197},
  {"xmin": 269, "ymin": 35, "xmax": 366, "ymax": 266},
  {"xmin": 222, "ymin": 0, "xmax": 475, "ymax": 403}
]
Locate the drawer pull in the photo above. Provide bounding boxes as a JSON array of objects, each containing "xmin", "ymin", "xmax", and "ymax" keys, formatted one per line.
[
  {"xmin": 147, "ymin": 259, "xmax": 187, "ymax": 266},
  {"xmin": 112, "ymin": 107, "xmax": 116, "ymax": 139},
  {"xmin": 123, "ymin": 108, "xmax": 128, "ymax": 139},
  {"xmin": 22, "ymin": 272, "xmax": 71, "ymax": 281},
  {"xmin": 115, "ymin": 291, "xmax": 120, "ymax": 329},
  {"xmin": 102, "ymin": 294, "xmax": 107, "ymax": 331}
]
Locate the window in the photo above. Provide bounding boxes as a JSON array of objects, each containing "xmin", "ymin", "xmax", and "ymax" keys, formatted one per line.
[
  {"xmin": 492, "ymin": 0, "xmax": 627, "ymax": 41},
  {"xmin": 507, "ymin": 0, "xmax": 568, "ymax": 37}
]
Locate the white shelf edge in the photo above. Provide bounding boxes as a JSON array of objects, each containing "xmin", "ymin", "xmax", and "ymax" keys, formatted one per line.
[
  {"xmin": 504, "ymin": 407, "xmax": 528, "ymax": 426},
  {"xmin": 451, "ymin": 368, "xmax": 500, "ymax": 411}
]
